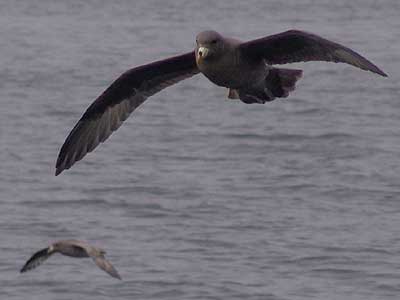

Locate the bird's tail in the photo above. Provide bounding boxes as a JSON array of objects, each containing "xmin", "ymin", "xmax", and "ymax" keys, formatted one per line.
[
  {"xmin": 229, "ymin": 68, "xmax": 303, "ymax": 104},
  {"xmin": 265, "ymin": 68, "xmax": 303, "ymax": 99}
]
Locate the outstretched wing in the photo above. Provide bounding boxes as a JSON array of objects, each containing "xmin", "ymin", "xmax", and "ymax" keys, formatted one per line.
[
  {"xmin": 239, "ymin": 30, "xmax": 387, "ymax": 76},
  {"xmin": 55, "ymin": 51, "xmax": 199, "ymax": 175},
  {"xmin": 92, "ymin": 255, "xmax": 122, "ymax": 280},
  {"xmin": 20, "ymin": 248, "xmax": 53, "ymax": 273}
]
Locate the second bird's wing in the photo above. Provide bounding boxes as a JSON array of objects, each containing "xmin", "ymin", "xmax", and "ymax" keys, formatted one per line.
[
  {"xmin": 20, "ymin": 247, "xmax": 53, "ymax": 273},
  {"xmin": 92, "ymin": 255, "xmax": 122, "ymax": 280}
]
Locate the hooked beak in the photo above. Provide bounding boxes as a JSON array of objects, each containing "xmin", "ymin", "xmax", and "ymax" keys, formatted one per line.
[
  {"xmin": 48, "ymin": 245, "xmax": 54, "ymax": 253},
  {"xmin": 198, "ymin": 46, "xmax": 209, "ymax": 58}
]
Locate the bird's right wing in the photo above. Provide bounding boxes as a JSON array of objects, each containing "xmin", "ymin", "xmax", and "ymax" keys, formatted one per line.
[
  {"xmin": 92, "ymin": 255, "xmax": 122, "ymax": 280},
  {"xmin": 239, "ymin": 30, "xmax": 387, "ymax": 76},
  {"xmin": 20, "ymin": 248, "xmax": 53, "ymax": 273},
  {"xmin": 55, "ymin": 51, "xmax": 199, "ymax": 175}
]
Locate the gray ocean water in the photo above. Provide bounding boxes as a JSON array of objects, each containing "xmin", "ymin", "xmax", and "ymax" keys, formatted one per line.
[{"xmin": 1, "ymin": 0, "xmax": 400, "ymax": 299}]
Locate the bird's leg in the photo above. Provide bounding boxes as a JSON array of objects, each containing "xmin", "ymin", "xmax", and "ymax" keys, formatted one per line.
[{"xmin": 227, "ymin": 88, "xmax": 240, "ymax": 100}]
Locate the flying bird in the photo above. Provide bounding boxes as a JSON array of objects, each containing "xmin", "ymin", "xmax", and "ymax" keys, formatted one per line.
[
  {"xmin": 20, "ymin": 240, "xmax": 121, "ymax": 280},
  {"xmin": 55, "ymin": 29, "xmax": 387, "ymax": 175}
]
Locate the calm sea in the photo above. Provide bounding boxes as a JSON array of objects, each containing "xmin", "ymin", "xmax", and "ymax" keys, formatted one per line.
[{"xmin": 1, "ymin": 0, "xmax": 400, "ymax": 299}]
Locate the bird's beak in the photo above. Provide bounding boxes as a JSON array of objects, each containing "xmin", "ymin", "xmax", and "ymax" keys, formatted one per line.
[
  {"xmin": 198, "ymin": 47, "xmax": 209, "ymax": 59},
  {"xmin": 48, "ymin": 246, "xmax": 54, "ymax": 253}
]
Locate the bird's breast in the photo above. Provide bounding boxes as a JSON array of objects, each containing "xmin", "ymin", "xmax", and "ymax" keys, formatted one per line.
[{"xmin": 197, "ymin": 53, "xmax": 266, "ymax": 89}]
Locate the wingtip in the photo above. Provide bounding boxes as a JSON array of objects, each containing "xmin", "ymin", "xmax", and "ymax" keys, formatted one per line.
[
  {"xmin": 108, "ymin": 270, "xmax": 122, "ymax": 280},
  {"xmin": 378, "ymin": 69, "xmax": 388, "ymax": 77},
  {"xmin": 55, "ymin": 159, "xmax": 68, "ymax": 176},
  {"xmin": 20, "ymin": 263, "xmax": 31, "ymax": 273},
  {"xmin": 55, "ymin": 155, "xmax": 63, "ymax": 176},
  {"xmin": 55, "ymin": 168, "xmax": 62, "ymax": 176},
  {"xmin": 370, "ymin": 63, "xmax": 388, "ymax": 77},
  {"xmin": 111, "ymin": 268, "xmax": 122, "ymax": 280},
  {"xmin": 20, "ymin": 261, "xmax": 30, "ymax": 274}
]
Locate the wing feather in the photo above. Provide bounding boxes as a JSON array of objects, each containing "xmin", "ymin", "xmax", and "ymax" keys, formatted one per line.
[
  {"xmin": 20, "ymin": 248, "xmax": 53, "ymax": 273},
  {"xmin": 55, "ymin": 51, "xmax": 199, "ymax": 175},
  {"xmin": 92, "ymin": 255, "xmax": 122, "ymax": 280},
  {"xmin": 240, "ymin": 30, "xmax": 387, "ymax": 76}
]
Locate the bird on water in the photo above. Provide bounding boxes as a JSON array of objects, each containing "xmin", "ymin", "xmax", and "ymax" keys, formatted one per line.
[
  {"xmin": 20, "ymin": 240, "xmax": 121, "ymax": 280},
  {"xmin": 55, "ymin": 29, "xmax": 387, "ymax": 175}
]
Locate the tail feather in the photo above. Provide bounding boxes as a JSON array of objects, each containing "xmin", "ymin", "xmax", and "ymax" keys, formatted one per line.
[
  {"xmin": 236, "ymin": 68, "xmax": 303, "ymax": 104},
  {"xmin": 265, "ymin": 68, "xmax": 303, "ymax": 98}
]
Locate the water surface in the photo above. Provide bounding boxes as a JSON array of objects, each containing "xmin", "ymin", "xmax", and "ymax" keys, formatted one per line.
[{"xmin": 1, "ymin": 0, "xmax": 400, "ymax": 299}]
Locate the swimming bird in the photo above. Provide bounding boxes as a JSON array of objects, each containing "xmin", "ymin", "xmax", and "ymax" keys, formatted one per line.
[
  {"xmin": 20, "ymin": 240, "xmax": 121, "ymax": 280},
  {"xmin": 55, "ymin": 29, "xmax": 387, "ymax": 175}
]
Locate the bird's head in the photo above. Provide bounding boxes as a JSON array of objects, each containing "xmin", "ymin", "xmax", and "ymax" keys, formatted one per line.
[
  {"xmin": 48, "ymin": 245, "xmax": 55, "ymax": 253},
  {"xmin": 49, "ymin": 241, "xmax": 63, "ymax": 252},
  {"xmin": 195, "ymin": 30, "xmax": 224, "ymax": 61}
]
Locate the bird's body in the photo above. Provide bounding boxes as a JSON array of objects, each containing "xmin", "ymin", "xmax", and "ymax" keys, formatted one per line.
[
  {"xmin": 195, "ymin": 34, "xmax": 256, "ymax": 88},
  {"xmin": 50, "ymin": 240, "xmax": 102, "ymax": 258},
  {"xmin": 20, "ymin": 240, "xmax": 121, "ymax": 280},
  {"xmin": 200, "ymin": 51, "xmax": 268, "ymax": 90},
  {"xmin": 54, "ymin": 29, "xmax": 387, "ymax": 175}
]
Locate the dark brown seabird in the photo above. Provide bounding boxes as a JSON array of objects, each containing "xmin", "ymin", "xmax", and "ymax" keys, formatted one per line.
[
  {"xmin": 55, "ymin": 30, "xmax": 387, "ymax": 175},
  {"xmin": 20, "ymin": 240, "xmax": 121, "ymax": 280}
]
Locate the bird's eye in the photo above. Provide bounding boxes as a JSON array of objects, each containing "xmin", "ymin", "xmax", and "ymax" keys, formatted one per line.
[{"xmin": 211, "ymin": 39, "xmax": 217, "ymax": 44}]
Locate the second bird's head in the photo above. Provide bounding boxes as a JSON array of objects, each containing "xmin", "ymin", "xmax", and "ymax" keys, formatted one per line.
[
  {"xmin": 48, "ymin": 242, "xmax": 62, "ymax": 253},
  {"xmin": 195, "ymin": 30, "xmax": 224, "ymax": 62}
]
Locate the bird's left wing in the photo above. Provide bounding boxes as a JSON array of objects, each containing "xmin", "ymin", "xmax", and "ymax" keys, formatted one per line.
[
  {"xmin": 239, "ymin": 30, "xmax": 387, "ymax": 77},
  {"xmin": 20, "ymin": 247, "xmax": 53, "ymax": 273},
  {"xmin": 55, "ymin": 51, "xmax": 199, "ymax": 175}
]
